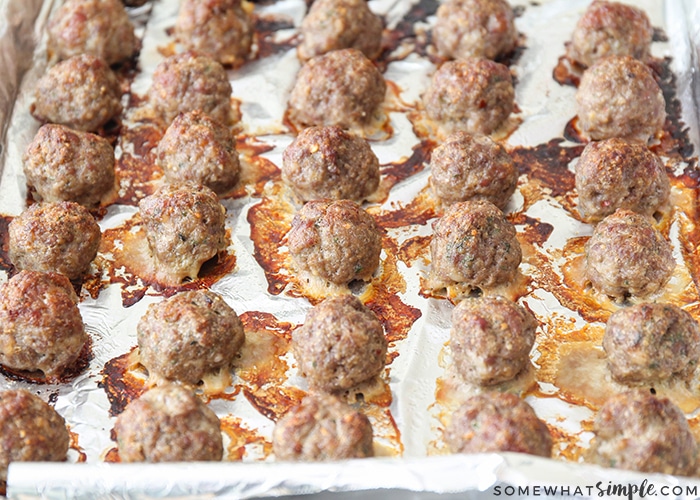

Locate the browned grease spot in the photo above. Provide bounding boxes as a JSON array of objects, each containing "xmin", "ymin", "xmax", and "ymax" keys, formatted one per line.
[
  {"xmin": 228, "ymin": 137, "xmax": 280, "ymax": 199},
  {"xmin": 236, "ymin": 323, "xmax": 291, "ymax": 389},
  {"xmin": 220, "ymin": 415, "xmax": 273, "ymax": 461},
  {"xmin": 103, "ymin": 447, "xmax": 120, "ymax": 463},
  {"xmin": 255, "ymin": 14, "xmax": 298, "ymax": 60},
  {"xmin": 552, "ymin": 54, "xmax": 583, "ymax": 88},
  {"xmin": 396, "ymin": 235, "xmax": 431, "ymax": 267},
  {"xmin": 69, "ymin": 429, "xmax": 88, "ymax": 463},
  {"xmin": 114, "ymin": 123, "xmax": 164, "ymax": 206},
  {"xmin": 98, "ymin": 347, "xmax": 146, "ymax": 417},
  {"xmin": 242, "ymin": 386, "xmax": 307, "ymax": 423},
  {"xmin": 372, "ymin": 141, "xmax": 433, "ymax": 205},
  {"xmin": 369, "ymin": 185, "xmax": 437, "ymax": 229},
  {"xmin": 0, "ymin": 215, "xmax": 13, "ymax": 273},
  {"xmin": 511, "ymin": 213, "xmax": 554, "ymax": 247}
]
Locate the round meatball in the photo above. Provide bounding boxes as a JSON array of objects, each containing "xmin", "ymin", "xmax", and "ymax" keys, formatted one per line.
[
  {"xmin": 568, "ymin": 0, "xmax": 653, "ymax": 68},
  {"xmin": 282, "ymin": 126, "xmax": 380, "ymax": 202},
  {"xmin": 575, "ymin": 138, "xmax": 670, "ymax": 222},
  {"xmin": 155, "ymin": 110, "xmax": 240, "ymax": 195},
  {"xmin": 430, "ymin": 131, "xmax": 518, "ymax": 209},
  {"xmin": 114, "ymin": 384, "xmax": 223, "ymax": 462},
  {"xmin": 9, "ymin": 201, "xmax": 101, "ymax": 281},
  {"xmin": 603, "ymin": 303, "xmax": 700, "ymax": 384},
  {"xmin": 423, "ymin": 58, "xmax": 514, "ymax": 136},
  {"xmin": 0, "ymin": 390, "xmax": 69, "ymax": 484},
  {"xmin": 288, "ymin": 48, "xmax": 386, "ymax": 130},
  {"xmin": 174, "ymin": 0, "xmax": 253, "ymax": 67},
  {"xmin": 585, "ymin": 209, "xmax": 674, "ymax": 298},
  {"xmin": 31, "ymin": 54, "xmax": 122, "ymax": 132},
  {"xmin": 273, "ymin": 394, "xmax": 374, "ymax": 461},
  {"xmin": 292, "ymin": 295, "xmax": 387, "ymax": 393},
  {"xmin": 137, "ymin": 290, "xmax": 245, "ymax": 385},
  {"xmin": 148, "ymin": 51, "xmax": 233, "ymax": 126},
  {"xmin": 576, "ymin": 55, "xmax": 666, "ymax": 143},
  {"xmin": 588, "ymin": 390, "xmax": 697, "ymax": 476},
  {"xmin": 433, "ymin": 0, "xmax": 517, "ymax": 61},
  {"xmin": 450, "ymin": 296, "xmax": 536, "ymax": 386},
  {"xmin": 298, "ymin": 0, "xmax": 384, "ymax": 62},
  {"xmin": 430, "ymin": 200, "xmax": 521, "ymax": 290},
  {"xmin": 47, "ymin": 0, "xmax": 137, "ymax": 66},
  {"xmin": 23, "ymin": 124, "xmax": 115, "ymax": 207},
  {"xmin": 138, "ymin": 183, "xmax": 227, "ymax": 285},
  {"xmin": 445, "ymin": 392, "xmax": 552, "ymax": 457}
]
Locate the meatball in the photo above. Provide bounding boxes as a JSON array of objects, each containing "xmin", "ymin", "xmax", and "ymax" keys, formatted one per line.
[
  {"xmin": 430, "ymin": 131, "xmax": 518, "ymax": 209},
  {"xmin": 23, "ymin": 124, "xmax": 115, "ymax": 207},
  {"xmin": 272, "ymin": 394, "xmax": 374, "ymax": 461},
  {"xmin": 137, "ymin": 290, "xmax": 245, "ymax": 385},
  {"xmin": 282, "ymin": 126, "xmax": 380, "ymax": 202},
  {"xmin": 568, "ymin": 0, "xmax": 653, "ymax": 68},
  {"xmin": 8, "ymin": 201, "xmax": 101, "ymax": 281},
  {"xmin": 0, "ymin": 390, "xmax": 69, "ymax": 485},
  {"xmin": 575, "ymin": 138, "xmax": 670, "ymax": 222},
  {"xmin": 450, "ymin": 296, "xmax": 536, "ymax": 386},
  {"xmin": 31, "ymin": 54, "xmax": 122, "ymax": 132},
  {"xmin": 138, "ymin": 183, "xmax": 227, "ymax": 285},
  {"xmin": 576, "ymin": 55, "xmax": 666, "ymax": 143},
  {"xmin": 445, "ymin": 392, "xmax": 552, "ymax": 457},
  {"xmin": 292, "ymin": 295, "xmax": 387, "ymax": 393},
  {"xmin": 47, "ymin": 0, "xmax": 137, "ymax": 66},
  {"xmin": 588, "ymin": 390, "xmax": 697, "ymax": 476},
  {"xmin": 298, "ymin": 0, "xmax": 384, "ymax": 62},
  {"xmin": 288, "ymin": 48, "xmax": 386, "ymax": 130},
  {"xmin": 148, "ymin": 51, "xmax": 233, "ymax": 126},
  {"xmin": 423, "ymin": 58, "xmax": 514, "ymax": 136},
  {"xmin": 114, "ymin": 384, "xmax": 223, "ymax": 462},
  {"xmin": 585, "ymin": 209, "xmax": 674, "ymax": 298},
  {"xmin": 174, "ymin": 0, "xmax": 253, "ymax": 67},
  {"xmin": 430, "ymin": 200, "xmax": 521, "ymax": 291},
  {"xmin": 155, "ymin": 110, "xmax": 240, "ymax": 195},
  {"xmin": 433, "ymin": 0, "xmax": 517, "ymax": 61}
]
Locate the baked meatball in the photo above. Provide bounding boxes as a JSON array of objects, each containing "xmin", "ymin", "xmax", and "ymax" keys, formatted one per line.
[
  {"xmin": 273, "ymin": 394, "xmax": 374, "ymax": 461},
  {"xmin": 430, "ymin": 131, "xmax": 518, "ymax": 209},
  {"xmin": 585, "ymin": 209, "xmax": 674, "ymax": 298},
  {"xmin": 292, "ymin": 295, "xmax": 387, "ymax": 393},
  {"xmin": 282, "ymin": 126, "xmax": 380, "ymax": 202},
  {"xmin": 114, "ymin": 384, "xmax": 223, "ymax": 462},
  {"xmin": 575, "ymin": 138, "xmax": 670, "ymax": 222},
  {"xmin": 588, "ymin": 390, "xmax": 697, "ymax": 476},
  {"xmin": 430, "ymin": 200, "xmax": 521, "ymax": 291},
  {"xmin": 576, "ymin": 55, "xmax": 665, "ymax": 143},
  {"xmin": 31, "ymin": 54, "xmax": 122, "ymax": 132},
  {"xmin": 155, "ymin": 110, "xmax": 240, "ymax": 195},
  {"xmin": 433, "ymin": 0, "xmax": 517, "ymax": 61},
  {"xmin": 148, "ymin": 52, "xmax": 233, "ymax": 126},
  {"xmin": 8, "ymin": 201, "xmax": 101, "ymax": 281},
  {"xmin": 138, "ymin": 183, "xmax": 227, "ymax": 285},
  {"xmin": 174, "ymin": 0, "xmax": 253, "ymax": 67},
  {"xmin": 298, "ymin": 0, "xmax": 383, "ymax": 62},
  {"xmin": 423, "ymin": 58, "xmax": 514, "ymax": 136},
  {"xmin": 137, "ymin": 290, "xmax": 245, "ymax": 385},
  {"xmin": 445, "ymin": 392, "xmax": 552, "ymax": 457},
  {"xmin": 23, "ymin": 124, "xmax": 115, "ymax": 207},
  {"xmin": 288, "ymin": 48, "xmax": 386, "ymax": 130}
]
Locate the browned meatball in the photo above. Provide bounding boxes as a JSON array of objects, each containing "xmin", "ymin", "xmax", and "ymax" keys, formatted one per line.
[
  {"xmin": 575, "ymin": 138, "xmax": 670, "ymax": 222},
  {"xmin": 282, "ymin": 126, "xmax": 380, "ymax": 202},
  {"xmin": 585, "ymin": 209, "xmax": 674, "ymax": 298},
  {"xmin": 114, "ymin": 384, "xmax": 223, "ymax": 462},
  {"xmin": 298, "ymin": 0, "xmax": 384, "ymax": 62},
  {"xmin": 155, "ymin": 110, "xmax": 240, "ymax": 195},
  {"xmin": 292, "ymin": 295, "xmax": 387, "ymax": 393},
  {"xmin": 272, "ymin": 394, "xmax": 374, "ymax": 461},
  {"xmin": 576, "ymin": 55, "xmax": 665, "ymax": 143},
  {"xmin": 138, "ymin": 183, "xmax": 227, "ymax": 285},
  {"xmin": 8, "ymin": 201, "xmax": 101, "ymax": 281},
  {"xmin": 174, "ymin": 0, "xmax": 253, "ymax": 67},
  {"xmin": 445, "ymin": 392, "xmax": 552, "ymax": 457},
  {"xmin": 423, "ymin": 58, "xmax": 514, "ymax": 136},
  {"xmin": 430, "ymin": 131, "xmax": 518, "ymax": 209},
  {"xmin": 288, "ymin": 48, "xmax": 386, "ymax": 130},
  {"xmin": 23, "ymin": 124, "xmax": 115, "ymax": 207},
  {"xmin": 588, "ymin": 390, "xmax": 697, "ymax": 476},
  {"xmin": 47, "ymin": 0, "xmax": 137, "ymax": 66},
  {"xmin": 433, "ymin": 0, "xmax": 517, "ymax": 61},
  {"xmin": 31, "ymin": 54, "xmax": 122, "ymax": 132},
  {"xmin": 137, "ymin": 290, "xmax": 245, "ymax": 385}
]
